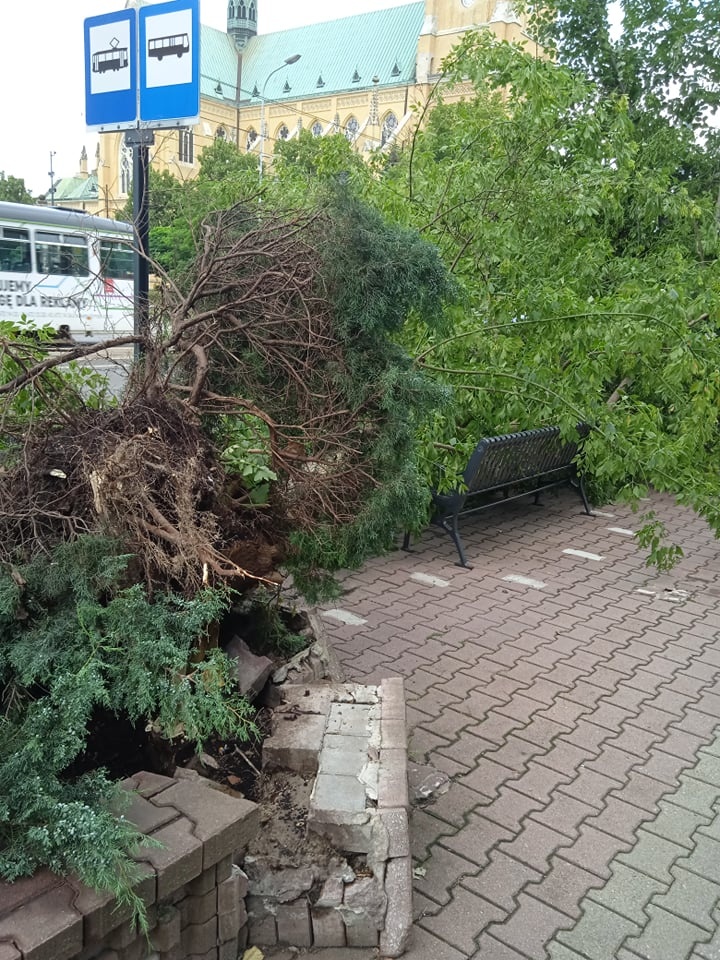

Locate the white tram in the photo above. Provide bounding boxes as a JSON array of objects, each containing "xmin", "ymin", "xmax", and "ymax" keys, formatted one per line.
[{"xmin": 0, "ymin": 201, "xmax": 135, "ymax": 342}]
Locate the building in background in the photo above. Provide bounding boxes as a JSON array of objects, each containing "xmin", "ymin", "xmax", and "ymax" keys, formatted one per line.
[{"xmin": 70, "ymin": 0, "xmax": 527, "ymax": 215}]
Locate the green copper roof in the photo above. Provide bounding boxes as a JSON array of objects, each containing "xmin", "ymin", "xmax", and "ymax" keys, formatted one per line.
[
  {"xmin": 53, "ymin": 175, "xmax": 99, "ymax": 203},
  {"xmin": 201, "ymin": 2, "xmax": 424, "ymax": 105}
]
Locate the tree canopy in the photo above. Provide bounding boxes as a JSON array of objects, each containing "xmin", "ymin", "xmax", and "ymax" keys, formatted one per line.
[{"xmin": 0, "ymin": 172, "xmax": 33, "ymax": 204}]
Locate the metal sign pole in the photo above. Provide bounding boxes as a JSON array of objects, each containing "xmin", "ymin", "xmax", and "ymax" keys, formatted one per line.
[{"xmin": 125, "ymin": 128, "xmax": 154, "ymax": 359}]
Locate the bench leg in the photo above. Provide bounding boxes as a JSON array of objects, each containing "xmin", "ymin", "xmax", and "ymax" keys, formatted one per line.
[
  {"xmin": 578, "ymin": 475, "xmax": 592, "ymax": 515},
  {"xmin": 402, "ymin": 531, "xmax": 412, "ymax": 552},
  {"xmin": 442, "ymin": 516, "xmax": 472, "ymax": 568}
]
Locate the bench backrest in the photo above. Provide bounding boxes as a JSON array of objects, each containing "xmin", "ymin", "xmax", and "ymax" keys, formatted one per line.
[{"xmin": 463, "ymin": 425, "xmax": 585, "ymax": 495}]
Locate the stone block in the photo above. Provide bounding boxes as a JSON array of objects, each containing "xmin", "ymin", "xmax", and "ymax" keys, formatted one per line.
[
  {"xmin": 378, "ymin": 749, "xmax": 408, "ymax": 810},
  {"xmin": 237, "ymin": 901, "xmax": 248, "ymax": 928},
  {"xmin": 115, "ymin": 936, "xmax": 147, "ymax": 960},
  {"xmin": 136, "ymin": 818, "xmax": 203, "ymax": 900},
  {"xmin": 312, "ymin": 907, "xmax": 346, "ymax": 947},
  {"xmin": 380, "ymin": 856, "xmax": 413, "ymax": 958},
  {"xmin": 225, "ymin": 635, "xmax": 274, "ymax": 699},
  {"xmin": 276, "ymin": 899, "xmax": 312, "ymax": 947},
  {"xmin": 380, "ymin": 678, "xmax": 406, "ymax": 720},
  {"xmin": 270, "ymin": 683, "xmax": 338, "ymax": 716},
  {"xmin": 307, "ymin": 819, "xmax": 375, "ymax": 854},
  {"xmin": 245, "ymin": 895, "xmax": 271, "ymax": 921},
  {"xmin": 0, "ymin": 883, "xmax": 83, "ymax": 960},
  {"xmin": 244, "ymin": 859, "xmax": 316, "ymax": 903},
  {"xmin": 150, "ymin": 906, "xmax": 181, "ymax": 954},
  {"xmin": 125, "ymin": 772, "xmax": 176, "ymax": 799},
  {"xmin": 107, "ymin": 921, "xmax": 139, "ymax": 951},
  {"xmin": 69, "ymin": 868, "xmax": 156, "ymax": 944},
  {"xmin": 318, "ymin": 748, "xmax": 367, "ymax": 778},
  {"xmin": 152, "ymin": 780, "xmax": 261, "ymax": 870},
  {"xmin": 341, "ymin": 876, "xmax": 387, "ymax": 929},
  {"xmin": 180, "ymin": 888, "xmax": 217, "ymax": 927},
  {"xmin": 182, "ymin": 917, "xmax": 218, "ymax": 956},
  {"xmin": 310, "ymin": 774, "xmax": 367, "ymax": 815},
  {"xmin": 218, "ymin": 875, "xmax": 240, "ymax": 915},
  {"xmin": 316, "ymin": 877, "xmax": 344, "ymax": 909},
  {"xmin": 215, "ymin": 855, "xmax": 233, "ymax": 883},
  {"xmin": 219, "ymin": 936, "xmax": 239, "ymax": 960},
  {"xmin": 185, "ymin": 867, "xmax": 216, "ymax": 898},
  {"xmin": 0, "ymin": 870, "xmax": 63, "ymax": 918},
  {"xmin": 233, "ymin": 866, "xmax": 249, "ymax": 900},
  {"xmin": 326, "ymin": 703, "xmax": 374, "ymax": 737},
  {"xmin": 248, "ymin": 914, "xmax": 277, "ymax": 946},
  {"xmin": 322, "ymin": 734, "xmax": 370, "ymax": 754},
  {"xmin": 345, "ymin": 916, "xmax": 380, "ymax": 948},
  {"xmin": 263, "ymin": 713, "xmax": 326, "ymax": 775},
  {"xmin": 218, "ymin": 903, "xmax": 241, "ymax": 943},
  {"xmin": 0, "ymin": 946, "xmax": 22, "ymax": 960},
  {"xmin": 378, "ymin": 808, "xmax": 410, "ymax": 859},
  {"xmin": 380, "ymin": 719, "xmax": 406, "ymax": 751}
]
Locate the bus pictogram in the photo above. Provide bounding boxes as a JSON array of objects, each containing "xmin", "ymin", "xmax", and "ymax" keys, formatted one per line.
[{"xmin": 148, "ymin": 33, "xmax": 189, "ymax": 60}]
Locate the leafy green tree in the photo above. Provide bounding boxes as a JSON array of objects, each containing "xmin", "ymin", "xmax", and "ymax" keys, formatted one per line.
[
  {"xmin": 361, "ymin": 33, "xmax": 720, "ymax": 558},
  {"xmin": 0, "ymin": 172, "xmax": 33, "ymax": 204},
  {"xmin": 521, "ymin": 0, "xmax": 720, "ymax": 133}
]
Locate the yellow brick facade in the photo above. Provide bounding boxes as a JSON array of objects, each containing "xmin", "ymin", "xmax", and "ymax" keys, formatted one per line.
[{"xmin": 88, "ymin": 0, "xmax": 527, "ymax": 216}]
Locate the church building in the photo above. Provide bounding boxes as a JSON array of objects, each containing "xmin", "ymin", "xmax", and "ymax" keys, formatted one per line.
[{"xmin": 59, "ymin": 0, "xmax": 526, "ymax": 215}]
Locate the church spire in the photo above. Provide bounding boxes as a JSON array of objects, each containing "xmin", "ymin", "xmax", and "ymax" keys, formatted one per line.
[{"xmin": 227, "ymin": 0, "xmax": 257, "ymax": 48}]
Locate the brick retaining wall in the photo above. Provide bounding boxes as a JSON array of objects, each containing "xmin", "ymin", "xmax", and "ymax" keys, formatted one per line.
[{"xmin": 0, "ymin": 772, "xmax": 260, "ymax": 960}]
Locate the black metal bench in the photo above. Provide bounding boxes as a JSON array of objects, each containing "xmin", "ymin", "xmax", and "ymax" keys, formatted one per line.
[{"xmin": 404, "ymin": 424, "xmax": 591, "ymax": 568}]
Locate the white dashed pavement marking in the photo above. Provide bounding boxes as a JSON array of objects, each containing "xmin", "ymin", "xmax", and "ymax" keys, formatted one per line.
[
  {"xmin": 322, "ymin": 609, "xmax": 368, "ymax": 626},
  {"xmin": 636, "ymin": 589, "xmax": 656, "ymax": 596},
  {"xmin": 608, "ymin": 527, "xmax": 635, "ymax": 536},
  {"xmin": 592, "ymin": 510, "xmax": 616, "ymax": 519},
  {"xmin": 563, "ymin": 548, "xmax": 605, "ymax": 561},
  {"xmin": 411, "ymin": 573, "xmax": 451, "ymax": 588},
  {"xmin": 502, "ymin": 574, "xmax": 547, "ymax": 590}
]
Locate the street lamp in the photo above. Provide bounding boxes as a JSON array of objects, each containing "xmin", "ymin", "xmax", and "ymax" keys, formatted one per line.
[{"xmin": 258, "ymin": 54, "xmax": 301, "ymax": 184}]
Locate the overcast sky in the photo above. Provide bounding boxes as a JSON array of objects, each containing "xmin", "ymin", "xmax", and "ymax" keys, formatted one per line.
[{"xmin": 0, "ymin": 0, "xmax": 405, "ymax": 195}]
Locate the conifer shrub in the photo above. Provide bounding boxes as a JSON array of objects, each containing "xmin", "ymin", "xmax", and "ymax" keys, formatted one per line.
[{"xmin": 0, "ymin": 535, "xmax": 255, "ymax": 922}]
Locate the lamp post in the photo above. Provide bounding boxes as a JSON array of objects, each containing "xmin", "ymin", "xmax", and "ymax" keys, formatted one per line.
[
  {"xmin": 258, "ymin": 54, "xmax": 301, "ymax": 184},
  {"xmin": 48, "ymin": 151, "xmax": 56, "ymax": 206}
]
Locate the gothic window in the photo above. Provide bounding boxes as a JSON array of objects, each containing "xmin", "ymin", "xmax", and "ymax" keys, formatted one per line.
[
  {"xmin": 119, "ymin": 143, "xmax": 132, "ymax": 195},
  {"xmin": 246, "ymin": 127, "xmax": 257, "ymax": 149},
  {"xmin": 381, "ymin": 112, "xmax": 398, "ymax": 146},
  {"xmin": 179, "ymin": 129, "xmax": 194, "ymax": 163},
  {"xmin": 277, "ymin": 124, "xmax": 290, "ymax": 141},
  {"xmin": 238, "ymin": 2, "xmax": 246, "ymax": 17},
  {"xmin": 312, "ymin": 121, "xmax": 323, "ymax": 137},
  {"xmin": 228, "ymin": 3, "xmax": 235, "ymax": 18},
  {"xmin": 345, "ymin": 116, "xmax": 359, "ymax": 141},
  {"xmin": 249, "ymin": 2, "xmax": 256, "ymax": 19},
  {"xmin": 216, "ymin": 126, "xmax": 227, "ymax": 140}
]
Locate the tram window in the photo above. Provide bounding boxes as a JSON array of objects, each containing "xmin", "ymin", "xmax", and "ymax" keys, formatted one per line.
[
  {"xmin": 35, "ymin": 232, "xmax": 89, "ymax": 276},
  {"xmin": 100, "ymin": 240, "xmax": 134, "ymax": 280},
  {"xmin": 0, "ymin": 228, "xmax": 31, "ymax": 273}
]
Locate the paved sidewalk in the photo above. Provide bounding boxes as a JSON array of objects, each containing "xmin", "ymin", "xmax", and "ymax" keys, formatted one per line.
[{"xmin": 313, "ymin": 490, "xmax": 720, "ymax": 960}]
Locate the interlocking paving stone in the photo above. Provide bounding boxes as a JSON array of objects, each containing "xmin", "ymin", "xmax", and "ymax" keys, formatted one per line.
[
  {"xmin": 318, "ymin": 493, "xmax": 720, "ymax": 960},
  {"xmin": 653, "ymin": 866, "xmax": 719, "ymax": 933},
  {"xmin": 623, "ymin": 905, "xmax": 712, "ymax": 960},
  {"xmin": 586, "ymin": 862, "xmax": 668, "ymax": 925},
  {"xmin": 557, "ymin": 824, "xmax": 632, "ymax": 879},
  {"xmin": 418, "ymin": 887, "xmax": 505, "ymax": 955},
  {"xmin": 528, "ymin": 856, "xmax": 605, "ymax": 919},
  {"xmin": 487, "ymin": 892, "xmax": 575, "ymax": 959},
  {"xmin": 461, "ymin": 850, "xmax": 541, "ymax": 910},
  {"xmin": 555, "ymin": 901, "xmax": 642, "ymax": 960}
]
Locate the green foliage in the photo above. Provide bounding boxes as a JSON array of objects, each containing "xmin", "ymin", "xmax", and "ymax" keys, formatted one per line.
[
  {"xmin": 0, "ymin": 172, "xmax": 33, "ymax": 204},
  {"xmin": 0, "ymin": 536, "xmax": 255, "ymax": 918},
  {"xmin": 217, "ymin": 415, "xmax": 277, "ymax": 504},
  {"xmin": 345, "ymin": 33, "xmax": 720, "ymax": 556},
  {"xmin": 0, "ymin": 321, "xmax": 114, "ymax": 450}
]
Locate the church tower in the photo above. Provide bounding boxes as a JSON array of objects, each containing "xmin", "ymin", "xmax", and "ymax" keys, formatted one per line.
[{"xmin": 227, "ymin": 0, "xmax": 257, "ymax": 48}]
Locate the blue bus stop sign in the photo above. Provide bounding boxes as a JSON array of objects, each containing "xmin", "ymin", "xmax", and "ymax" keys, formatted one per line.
[
  {"xmin": 139, "ymin": 0, "xmax": 200, "ymax": 126},
  {"xmin": 84, "ymin": 9, "xmax": 138, "ymax": 130}
]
